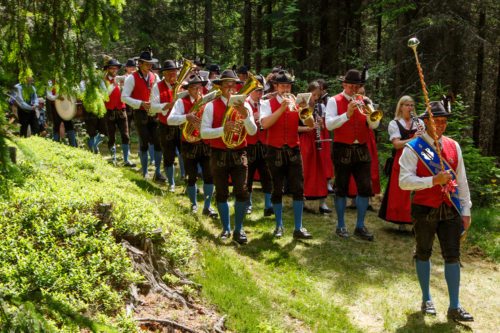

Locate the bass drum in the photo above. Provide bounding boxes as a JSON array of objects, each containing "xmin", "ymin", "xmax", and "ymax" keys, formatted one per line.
[{"xmin": 54, "ymin": 95, "xmax": 77, "ymax": 121}]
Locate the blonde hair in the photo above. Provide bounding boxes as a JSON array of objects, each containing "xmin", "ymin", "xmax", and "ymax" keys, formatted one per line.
[{"xmin": 394, "ymin": 95, "xmax": 414, "ymax": 120}]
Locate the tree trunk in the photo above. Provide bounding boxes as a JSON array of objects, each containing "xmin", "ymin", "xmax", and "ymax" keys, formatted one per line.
[
  {"xmin": 493, "ymin": 47, "xmax": 500, "ymax": 157},
  {"xmin": 473, "ymin": 7, "xmax": 486, "ymax": 147},
  {"xmin": 243, "ymin": 0, "xmax": 252, "ymax": 67},
  {"xmin": 266, "ymin": 0, "xmax": 273, "ymax": 68},
  {"xmin": 204, "ymin": 0, "xmax": 213, "ymax": 59},
  {"xmin": 375, "ymin": 5, "xmax": 382, "ymax": 92},
  {"xmin": 255, "ymin": 2, "xmax": 263, "ymax": 72}
]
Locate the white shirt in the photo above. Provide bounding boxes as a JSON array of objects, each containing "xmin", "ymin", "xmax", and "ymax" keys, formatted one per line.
[
  {"xmin": 325, "ymin": 91, "xmax": 380, "ymax": 132},
  {"xmin": 150, "ymin": 81, "xmax": 174, "ymax": 115},
  {"xmin": 399, "ymin": 132, "xmax": 472, "ymax": 216},
  {"xmin": 388, "ymin": 118, "xmax": 425, "ymax": 141},
  {"xmin": 168, "ymin": 96, "xmax": 196, "ymax": 125},
  {"xmin": 200, "ymin": 96, "xmax": 257, "ymax": 140},
  {"xmin": 121, "ymin": 71, "xmax": 158, "ymax": 110},
  {"xmin": 46, "ymin": 80, "xmax": 57, "ymax": 101},
  {"xmin": 14, "ymin": 83, "xmax": 37, "ymax": 111}
]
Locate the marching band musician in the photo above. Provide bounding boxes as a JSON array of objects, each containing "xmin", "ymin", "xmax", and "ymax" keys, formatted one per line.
[
  {"xmin": 200, "ymin": 69, "xmax": 257, "ymax": 244},
  {"xmin": 325, "ymin": 69, "xmax": 380, "ymax": 241},
  {"xmin": 167, "ymin": 74, "xmax": 218, "ymax": 218},
  {"xmin": 379, "ymin": 96, "xmax": 424, "ymax": 229},
  {"xmin": 46, "ymin": 79, "xmax": 77, "ymax": 146},
  {"xmin": 121, "ymin": 51, "xmax": 163, "ymax": 180},
  {"xmin": 299, "ymin": 81, "xmax": 332, "ymax": 214},
  {"xmin": 244, "ymin": 74, "xmax": 274, "ymax": 216},
  {"xmin": 102, "ymin": 59, "xmax": 135, "ymax": 167},
  {"xmin": 399, "ymin": 101, "xmax": 473, "ymax": 322},
  {"xmin": 14, "ymin": 76, "xmax": 40, "ymax": 137},
  {"xmin": 260, "ymin": 70, "xmax": 314, "ymax": 239},
  {"xmin": 150, "ymin": 60, "xmax": 182, "ymax": 191},
  {"xmin": 122, "ymin": 59, "xmax": 137, "ymax": 127}
]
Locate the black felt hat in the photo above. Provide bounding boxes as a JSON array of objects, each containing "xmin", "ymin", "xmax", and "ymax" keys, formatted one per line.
[
  {"xmin": 271, "ymin": 70, "xmax": 295, "ymax": 84},
  {"xmin": 182, "ymin": 74, "xmax": 208, "ymax": 88},
  {"xmin": 158, "ymin": 60, "xmax": 181, "ymax": 72},
  {"xmin": 237, "ymin": 65, "xmax": 249, "ymax": 74},
  {"xmin": 125, "ymin": 59, "xmax": 136, "ymax": 67},
  {"xmin": 137, "ymin": 51, "xmax": 158, "ymax": 64},
  {"xmin": 212, "ymin": 69, "xmax": 243, "ymax": 85},
  {"xmin": 338, "ymin": 69, "xmax": 365, "ymax": 85},
  {"xmin": 103, "ymin": 59, "xmax": 122, "ymax": 69},
  {"xmin": 420, "ymin": 101, "xmax": 452, "ymax": 119},
  {"xmin": 207, "ymin": 64, "xmax": 221, "ymax": 74}
]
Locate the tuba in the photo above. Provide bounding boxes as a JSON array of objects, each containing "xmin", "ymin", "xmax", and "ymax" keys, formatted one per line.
[
  {"xmin": 221, "ymin": 72, "xmax": 263, "ymax": 148},
  {"xmin": 172, "ymin": 59, "xmax": 194, "ymax": 102},
  {"xmin": 182, "ymin": 87, "xmax": 222, "ymax": 143}
]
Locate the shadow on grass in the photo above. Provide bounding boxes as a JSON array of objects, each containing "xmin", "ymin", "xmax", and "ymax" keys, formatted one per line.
[
  {"xmin": 394, "ymin": 312, "xmax": 473, "ymax": 333},
  {"xmin": 130, "ymin": 177, "xmax": 166, "ymax": 196}
]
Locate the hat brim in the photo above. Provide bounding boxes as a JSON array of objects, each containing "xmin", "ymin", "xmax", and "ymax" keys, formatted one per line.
[
  {"xmin": 271, "ymin": 79, "xmax": 295, "ymax": 84},
  {"xmin": 212, "ymin": 78, "xmax": 243, "ymax": 85},
  {"xmin": 338, "ymin": 76, "xmax": 365, "ymax": 84},
  {"xmin": 182, "ymin": 80, "xmax": 208, "ymax": 89},
  {"xmin": 103, "ymin": 64, "xmax": 123, "ymax": 69},
  {"xmin": 159, "ymin": 66, "xmax": 181, "ymax": 72},
  {"xmin": 138, "ymin": 58, "xmax": 158, "ymax": 64},
  {"xmin": 419, "ymin": 112, "xmax": 452, "ymax": 119}
]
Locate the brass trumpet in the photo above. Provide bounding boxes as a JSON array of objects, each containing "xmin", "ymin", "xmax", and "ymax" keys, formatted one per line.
[
  {"xmin": 353, "ymin": 94, "xmax": 383, "ymax": 122},
  {"xmin": 281, "ymin": 93, "xmax": 314, "ymax": 122}
]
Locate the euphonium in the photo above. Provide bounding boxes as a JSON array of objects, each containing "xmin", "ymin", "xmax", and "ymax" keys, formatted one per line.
[
  {"xmin": 353, "ymin": 94, "xmax": 383, "ymax": 122},
  {"xmin": 182, "ymin": 88, "xmax": 222, "ymax": 143},
  {"xmin": 222, "ymin": 72, "xmax": 263, "ymax": 148},
  {"xmin": 172, "ymin": 59, "xmax": 194, "ymax": 102}
]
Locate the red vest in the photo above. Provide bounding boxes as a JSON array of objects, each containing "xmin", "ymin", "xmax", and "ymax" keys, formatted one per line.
[
  {"xmin": 265, "ymin": 97, "xmax": 300, "ymax": 148},
  {"xmin": 413, "ymin": 136, "xmax": 459, "ymax": 208},
  {"xmin": 130, "ymin": 71, "xmax": 155, "ymax": 110},
  {"xmin": 209, "ymin": 98, "xmax": 246, "ymax": 150},
  {"xmin": 104, "ymin": 77, "xmax": 125, "ymax": 110},
  {"xmin": 157, "ymin": 80, "xmax": 173, "ymax": 124},
  {"xmin": 333, "ymin": 93, "xmax": 369, "ymax": 144}
]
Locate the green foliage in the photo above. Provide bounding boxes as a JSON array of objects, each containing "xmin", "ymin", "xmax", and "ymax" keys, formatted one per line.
[
  {"xmin": 416, "ymin": 84, "xmax": 500, "ymax": 208},
  {"xmin": 0, "ymin": 137, "xmax": 195, "ymax": 331},
  {"xmin": 467, "ymin": 208, "xmax": 500, "ymax": 261}
]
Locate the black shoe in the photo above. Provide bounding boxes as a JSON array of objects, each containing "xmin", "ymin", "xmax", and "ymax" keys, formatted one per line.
[
  {"xmin": 447, "ymin": 307, "xmax": 474, "ymax": 322},
  {"xmin": 202, "ymin": 207, "xmax": 218, "ymax": 219},
  {"xmin": 232, "ymin": 230, "xmax": 248, "ymax": 244},
  {"xmin": 191, "ymin": 205, "xmax": 198, "ymax": 214},
  {"xmin": 336, "ymin": 227, "xmax": 349, "ymax": 239},
  {"xmin": 123, "ymin": 160, "xmax": 136, "ymax": 167},
  {"xmin": 273, "ymin": 226, "xmax": 284, "ymax": 238},
  {"xmin": 153, "ymin": 173, "xmax": 167, "ymax": 183},
  {"xmin": 354, "ymin": 227, "xmax": 374, "ymax": 241},
  {"xmin": 219, "ymin": 230, "xmax": 231, "ymax": 240},
  {"xmin": 245, "ymin": 205, "xmax": 253, "ymax": 215},
  {"xmin": 421, "ymin": 301, "xmax": 437, "ymax": 316},
  {"xmin": 293, "ymin": 228, "xmax": 312, "ymax": 239},
  {"xmin": 319, "ymin": 206, "xmax": 332, "ymax": 214},
  {"xmin": 264, "ymin": 207, "xmax": 274, "ymax": 217}
]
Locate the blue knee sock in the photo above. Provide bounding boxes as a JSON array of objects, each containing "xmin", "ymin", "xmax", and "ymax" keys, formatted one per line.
[
  {"xmin": 93, "ymin": 134, "xmax": 103, "ymax": 153},
  {"xmin": 53, "ymin": 133, "xmax": 60, "ymax": 142},
  {"xmin": 166, "ymin": 165, "xmax": 175, "ymax": 186},
  {"xmin": 293, "ymin": 200, "xmax": 304, "ymax": 231},
  {"xmin": 122, "ymin": 144, "xmax": 130, "ymax": 163},
  {"xmin": 154, "ymin": 151, "xmax": 162, "ymax": 177},
  {"xmin": 334, "ymin": 196, "xmax": 347, "ymax": 229},
  {"xmin": 148, "ymin": 144, "xmax": 154, "ymax": 165},
  {"xmin": 234, "ymin": 201, "xmax": 246, "ymax": 233},
  {"xmin": 110, "ymin": 145, "xmax": 116, "ymax": 162},
  {"xmin": 445, "ymin": 262, "xmax": 461, "ymax": 309},
  {"xmin": 416, "ymin": 260, "xmax": 432, "ymax": 302},
  {"xmin": 273, "ymin": 203, "xmax": 283, "ymax": 228},
  {"xmin": 264, "ymin": 193, "xmax": 272, "ymax": 209},
  {"xmin": 87, "ymin": 136, "xmax": 95, "ymax": 151},
  {"xmin": 203, "ymin": 184, "xmax": 214, "ymax": 209},
  {"xmin": 355, "ymin": 196, "xmax": 369, "ymax": 229},
  {"xmin": 140, "ymin": 151, "xmax": 149, "ymax": 176},
  {"xmin": 187, "ymin": 185, "xmax": 197, "ymax": 206},
  {"xmin": 217, "ymin": 202, "xmax": 230, "ymax": 232},
  {"xmin": 67, "ymin": 130, "xmax": 77, "ymax": 147},
  {"xmin": 176, "ymin": 149, "xmax": 185, "ymax": 178},
  {"xmin": 247, "ymin": 192, "xmax": 253, "ymax": 208}
]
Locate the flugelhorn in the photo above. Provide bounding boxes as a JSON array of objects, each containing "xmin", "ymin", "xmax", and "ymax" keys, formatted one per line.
[
  {"xmin": 281, "ymin": 93, "xmax": 314, "ymax": 122},
  {"xmin": 353, "ymin": 94, "xmax": 383, "ymax": 122},
  {"xmin": 222, "ymin": 72, "xmax": 263, "ymax": 148}
]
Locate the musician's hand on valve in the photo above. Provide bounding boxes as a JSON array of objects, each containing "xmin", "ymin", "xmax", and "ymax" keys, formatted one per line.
[
  {"xmin": 347, "ymin": 101, "xmax": 356, "ymax": 119},
  {"xmin": 224, "ymin": 120, "xmax": 235, "ymax": 133},
  {"xmin": 432, "ymin": 171, "xmax": 452, "ymax": 186},
  {"xmin": 186, "ymin": 113, "xmax": 200, "ymax": 125},
  {"xmin": 234, "ymin": 102, "xmax": 248, "ymax": 119}
]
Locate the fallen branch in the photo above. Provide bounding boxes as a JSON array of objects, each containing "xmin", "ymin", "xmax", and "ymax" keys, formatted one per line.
[
  {"xmin": 213, "ymin": 315, "xmax": 226, "ymax": 333},
  {"xmin": 136, "ymin": 317, "xmax": 199, "ymax": 333}
]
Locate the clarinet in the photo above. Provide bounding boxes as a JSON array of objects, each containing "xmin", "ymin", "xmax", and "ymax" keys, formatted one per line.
[{"xmin": 314, "ymin": 102, "xmax": 322, "ymax": 150}]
